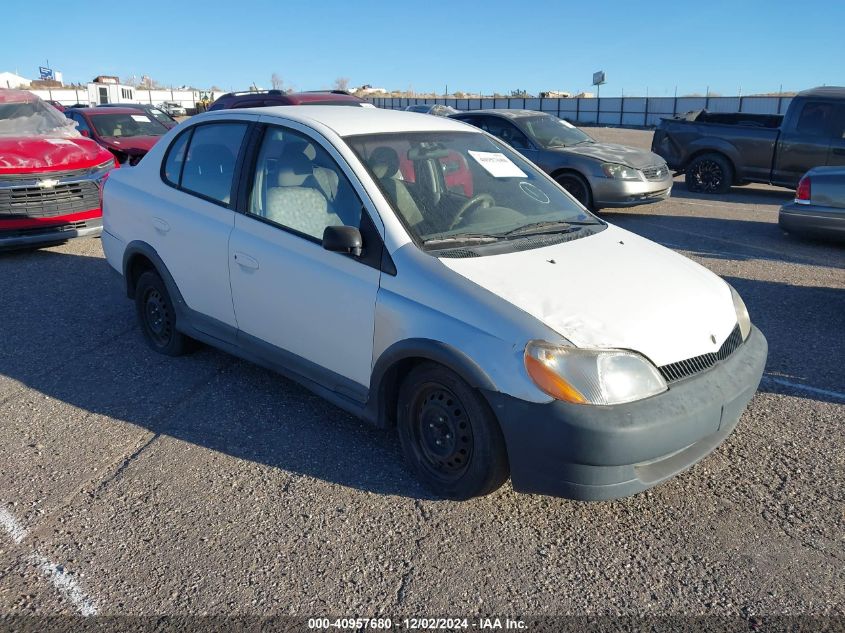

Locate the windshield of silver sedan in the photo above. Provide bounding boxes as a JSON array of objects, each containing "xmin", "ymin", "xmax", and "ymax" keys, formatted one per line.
[
  {"xmin": 346, "ymin": 131, "xmax": 602, "ymax": 250},
  {"xmin": 520, "ymin": 115, "xmax": 594, "ymax": 149}
]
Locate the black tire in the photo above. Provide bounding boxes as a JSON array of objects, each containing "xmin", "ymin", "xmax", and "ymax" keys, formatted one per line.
[
  {"xmin": 134, "ymin": 270, "xmax": 188, "ymax": 356},
  {"xmin": 397, "ymin": 363, "xmax": 509, "ymax": 500},
  {"xmin": 685, "ymin": 153, "xmax": 734, "ymax": 194},
  {"xmin": 555, "ymin": 172, "xmax": 595, "ymax": 210}
]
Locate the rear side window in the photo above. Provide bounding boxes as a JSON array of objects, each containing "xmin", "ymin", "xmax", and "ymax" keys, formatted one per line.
[
  {"xmin": 180, "ymin": 123, "xmax": 248, "ymax": 205},
  {"xmin": 163, "ymin": 129, "xmax": 192, "ymax": 185}
]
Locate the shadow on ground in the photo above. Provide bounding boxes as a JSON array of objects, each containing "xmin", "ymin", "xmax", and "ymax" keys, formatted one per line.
[{"xmin": 1, "ymin": 246, "xmax": 842, "ymax": 504}]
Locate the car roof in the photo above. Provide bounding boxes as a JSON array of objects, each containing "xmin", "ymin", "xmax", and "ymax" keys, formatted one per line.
[
  {"xmin": 205, "ymin": 105, "xmax": 472, "ymax": 137},
  {"xmin": 454, "ymin": 109, "xmax": 548, "ymax": 119},
  {"xmin": 74, "ymin": 106, "xmax": 150, "ymax": 115},
  {"xmin": 796, "ymin": 86, "xmax": 845, "ymax": 99},
  {"xmin": 0, "ymin": 88, "xmax": 39, "ymax": 103}
]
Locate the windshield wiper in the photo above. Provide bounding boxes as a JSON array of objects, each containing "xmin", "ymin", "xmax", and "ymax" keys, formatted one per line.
[
  {"xmin": 501, "ymin": 221, "xmax": 597, "ymax": 237},
  {"xmin": 422, "ymin": 234, "xmax": 501, "ymax": 247}
]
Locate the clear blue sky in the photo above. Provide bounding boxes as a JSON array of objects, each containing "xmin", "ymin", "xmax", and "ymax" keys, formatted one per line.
[{"xmin": 4, "ymin": 0, "xmax": 843, "ymax": 96}]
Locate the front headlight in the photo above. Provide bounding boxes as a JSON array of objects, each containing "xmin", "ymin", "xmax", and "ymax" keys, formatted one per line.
[
  {"xmin": 601, "ymin": 163, "xmax": 642, "ymax": 181},
  {"xmin": 729, "ymin": 286, "xmax": 751, "ymax": 341},
  {"xmin": 524, "ymin": 341, "xmax": 667, "ymax": 405}
]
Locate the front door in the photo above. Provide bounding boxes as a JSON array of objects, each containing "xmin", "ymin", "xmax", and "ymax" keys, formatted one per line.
[{"xmin": 228, "ymin": 123, "xmax": 381, "ymax": 399}]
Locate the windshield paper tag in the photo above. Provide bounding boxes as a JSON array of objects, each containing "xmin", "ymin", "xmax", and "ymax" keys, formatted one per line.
[
  {"xmin": 468, "ymin": 151, "xmax": 527, "ymax": 178},
  {"xmin": 131, "ymin": 115, "xmax": 150, "ymax": 122}
]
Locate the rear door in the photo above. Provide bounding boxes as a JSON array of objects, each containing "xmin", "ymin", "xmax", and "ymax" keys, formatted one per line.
[
  {"xmin": 774, "ymin": 100, "xmax": 837, "ymax": 186},
  {"xmin": 155, "ymin": 119, "xmax": 253, "ymax": 337}
]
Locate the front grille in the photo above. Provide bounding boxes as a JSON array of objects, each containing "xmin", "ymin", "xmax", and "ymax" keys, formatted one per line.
[
  {"xmin": 0, "ymin": 181, "xmax": 100, "ymax": 219},
  {"xmin": 641, "ymin": 165, "xmax": 669, "ymax": 181},
  {"xmin": 658, "ymin": 325, "xmax": 743, "ymax": 383}
]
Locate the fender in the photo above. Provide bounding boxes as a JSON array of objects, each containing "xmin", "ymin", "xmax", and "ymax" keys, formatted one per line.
[{"xmin": 365, "ymin": 338, "xmax": 498, "ymax": 428}]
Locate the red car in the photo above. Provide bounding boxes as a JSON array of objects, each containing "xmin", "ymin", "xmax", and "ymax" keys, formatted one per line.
[
  {"xmin": 0, "ymin": 90, "xmax": 115, "ymax": 250},
  {"xmin": 64, "ymin": 106, "xmax": 169, "ymax": 166}
]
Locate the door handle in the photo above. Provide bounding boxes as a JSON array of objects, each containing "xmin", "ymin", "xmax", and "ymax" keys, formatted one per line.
[
  {"xmin": 152, "ymin": 217, "xmax": 170, "ymax": 233},
  {"xmin": 233, "ymin": 251, "xmax": 259, "ymax": 270},
  {"xmin": 832, "ymin": 148, "xmax": 845, "ymax": 156}
]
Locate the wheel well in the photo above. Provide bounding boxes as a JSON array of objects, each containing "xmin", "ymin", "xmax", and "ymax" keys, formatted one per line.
[
  {"xmin": 125, "ymin": 253, "xmax": 156, "ymax": 299},
  {"xmin": 684, "ymin": 150, "xmax": 736, "ymax": 182},
  {"xmin": 376, "ymin": 357, "xmax": 427, "ymax": 428}
]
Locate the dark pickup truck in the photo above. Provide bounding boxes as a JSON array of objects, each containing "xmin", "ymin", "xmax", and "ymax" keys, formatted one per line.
[{"xmin": 652, "ymin": 86, "xmax": 845, "ymax": 193}]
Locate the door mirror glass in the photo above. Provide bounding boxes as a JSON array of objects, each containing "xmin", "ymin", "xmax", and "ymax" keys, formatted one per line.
[{"xmin": 322, "ymin": 225, "xmax": 362, "ymax": 256}]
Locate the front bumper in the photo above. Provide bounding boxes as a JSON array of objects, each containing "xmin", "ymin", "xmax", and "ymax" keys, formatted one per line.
[
  {"xmin": 484, "ymin": 325, "xmax": 768, "ymax": 500},
  {"xmin": 779, "ymin": 202, "xmax": 845, "ymax": 241},
  {"xmin": 0, "ymin": 216, "xmax": 103, "ymax": 250},
  {"xmin": 591, "ymin": 175, "xmax": 674, "ymax": 208}
]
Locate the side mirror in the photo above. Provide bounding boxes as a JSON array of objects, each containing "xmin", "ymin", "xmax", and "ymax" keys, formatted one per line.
[
  {"xmin": 80, "ymin": 130, "xmax": 90, "ymax": 137},
  {"xmin": 322, "ymin": 225, "xmax": 362, "ymax": 257}
]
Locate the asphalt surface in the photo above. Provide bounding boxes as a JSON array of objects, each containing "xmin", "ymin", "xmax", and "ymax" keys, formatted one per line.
[{"xmin": 0, "ymin": 127, "xmax": 843, "ymax": 624}]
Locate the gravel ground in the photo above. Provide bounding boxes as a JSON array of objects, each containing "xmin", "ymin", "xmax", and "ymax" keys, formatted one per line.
[{"xmin": 0, "ymin": 127, "xmax": 843, "ymax": 625}]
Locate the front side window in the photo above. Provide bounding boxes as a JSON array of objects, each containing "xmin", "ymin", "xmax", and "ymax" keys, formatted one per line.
[
  {"xmin": 347, "ymin": 131, "xmax": 600, "ymax": 251},
  {"xmin": 180, "ymin": 123, "xmax": 248, "ymax": 204},
  {"xmin": 248, "ymin": 126, "xmax": 362, "ymax": 240}
]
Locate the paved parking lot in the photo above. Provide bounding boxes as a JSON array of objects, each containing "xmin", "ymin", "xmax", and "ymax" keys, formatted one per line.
[{"xmin": 0, "ymin": 127, "xmax": 843, "ymax": 621}]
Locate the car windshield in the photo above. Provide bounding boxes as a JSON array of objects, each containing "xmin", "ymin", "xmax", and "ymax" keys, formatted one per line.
[
  {"xmin": 90, "ymin": 113, "xmax": 168, "ymax": 137},
  {"xmin": 520, "ymin": 115, "xmax": 594, "ymax": 148},
  {"xmin": 0, "ymin": 96, "xmax": 79, "ymax": 138},
  {"xmin": 347, "ymin": 131, "xmax": 601, "ymax": 249},
  {"xmin": 148, "ymin": 107, "xmax": 174, "ymax": 123}
]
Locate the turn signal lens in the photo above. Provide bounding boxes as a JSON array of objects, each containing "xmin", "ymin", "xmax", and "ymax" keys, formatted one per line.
[{"xmin": 525, "ymin": 355, "xmax": 587, "ymax": 404}]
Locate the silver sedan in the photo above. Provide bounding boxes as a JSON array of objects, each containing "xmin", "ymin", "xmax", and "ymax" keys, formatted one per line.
[
  {"xmin": 451, "ymin": 109, "xmax": 672, "ymax": 210},
  {"xmin": 779, "ymin": 166, "xmax": 845, "ymax": 241}
]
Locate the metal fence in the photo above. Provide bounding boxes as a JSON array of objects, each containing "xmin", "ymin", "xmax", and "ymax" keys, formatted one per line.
[{"xmin": 369, "ymin": 95, "xmax": 794, "ymax": 127}]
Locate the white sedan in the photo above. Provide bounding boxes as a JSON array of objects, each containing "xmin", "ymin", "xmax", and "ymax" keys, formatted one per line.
[{"xmin": 101, "ymin": 106, "xmax": 767, "ymax": 500}]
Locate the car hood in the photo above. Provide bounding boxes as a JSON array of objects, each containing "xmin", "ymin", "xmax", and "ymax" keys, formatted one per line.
[
  {"xmin": 438, "ymin": 224, "xmax": 738, "ymax": 367},
  {"xmin": 0, "ymin": 136, "xmax": 113, "ymax": 174},
  {"xmin": 554, "ymin": 142, "xmax": 664, "ymax": 169},
  {"xmin": 99, "ymin": 136, "xmax": 161, "ymax": 153}
]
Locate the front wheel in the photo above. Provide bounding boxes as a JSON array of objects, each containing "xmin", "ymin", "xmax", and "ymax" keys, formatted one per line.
[
  {"xmin": 685, "ymin": 153, "xmax": 734, "ymax": 194},
  {"xmin": 397, "ymin": 363, "xmax": 509, "ymax": 500},
  {"xmin": 555, "ymin": 172, "xmax": 595, "ymax": 210}
]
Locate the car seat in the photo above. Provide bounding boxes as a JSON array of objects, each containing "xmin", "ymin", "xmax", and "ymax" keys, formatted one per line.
[{"xmin": 367, "ymin": 146, "xmax": 424, "ymax": 228}]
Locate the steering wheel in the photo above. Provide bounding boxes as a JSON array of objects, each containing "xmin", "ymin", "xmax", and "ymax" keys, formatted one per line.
[
  {"xmin": 547, "ymin": 136, "xmax": 565, "ymax": 146},
  {"xmin": 449, "ymin": 193, "xmax": 495, "ymax": 230}
]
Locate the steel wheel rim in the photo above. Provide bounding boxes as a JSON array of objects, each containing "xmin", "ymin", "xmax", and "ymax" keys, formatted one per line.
[
  {"xmin": 410, "ymin": 383, "xmax": 473, "ymax": 482},
  {"xmin": 693, "ymin": 160, "xmax": 723, "ymax": 192},
  {"xmin": 143, "ymin": 288, "xmax": 172, "ymax": 347}
]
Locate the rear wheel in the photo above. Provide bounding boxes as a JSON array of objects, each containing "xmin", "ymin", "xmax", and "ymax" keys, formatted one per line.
[
  {"xmin": 555, "ymin": 172, "xmax": 595, "ymax": 210},
  {"xmin": 135, "ymin": 271, "xmax": 188, "ymax": 356},
  {"xmin": 397, "ymin": 363, "xmax": 509, "ymax": 500},
  {"xmin": 685, "ymin": 153, "xmax": 734, "ymax": 194}
]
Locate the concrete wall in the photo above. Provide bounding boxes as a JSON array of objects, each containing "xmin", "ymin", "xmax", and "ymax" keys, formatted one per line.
[{"xmin": 369, "ymin": 95, "xmax": 794, "ymax": 127}]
